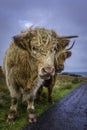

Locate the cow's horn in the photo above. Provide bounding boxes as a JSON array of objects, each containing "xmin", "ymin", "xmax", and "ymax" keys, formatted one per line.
[
  {"xmin": 59, "ymin": 35, "xmax": 79, "ymax": 39},
  {"xmin": 66, "ymin": 40, "xmax": 76, "ymax": 50}
]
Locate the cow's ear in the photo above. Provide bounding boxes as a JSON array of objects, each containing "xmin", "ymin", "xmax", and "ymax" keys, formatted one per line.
[
  {"xmin": 66, "ymin": 51, "xmax": 72, "ymax": 58},
  {"xmin": 13, "ymin": 32, "xmax": 30, "ymax": 50}
]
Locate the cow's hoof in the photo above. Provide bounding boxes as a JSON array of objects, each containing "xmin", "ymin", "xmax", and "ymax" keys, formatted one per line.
[
  {"xmin": 7, "ymin": 115, "xmax": 15, "ymax": 124},
  {"xmin": 28, "ymin": 113, "xmax": 37, "ymax": 124},
  {"xmin": 7, "ymin": 110, "xmax": 16, "ymax": 124}
]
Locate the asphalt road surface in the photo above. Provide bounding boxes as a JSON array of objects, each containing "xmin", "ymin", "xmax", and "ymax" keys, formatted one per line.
[{"xmin": 23, "ymin": 83, "xmax": 87, "ymax": 130}]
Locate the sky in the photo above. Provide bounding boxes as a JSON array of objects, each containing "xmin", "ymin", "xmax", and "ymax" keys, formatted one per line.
[{"xmin": 0, "ymin": 0, "xmax": 87, "ymax": 72}]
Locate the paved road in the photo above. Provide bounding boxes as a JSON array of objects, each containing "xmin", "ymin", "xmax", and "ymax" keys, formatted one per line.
[{"xmin": 23, "ymin": 83, "xmax": 87, "ymax": 130}]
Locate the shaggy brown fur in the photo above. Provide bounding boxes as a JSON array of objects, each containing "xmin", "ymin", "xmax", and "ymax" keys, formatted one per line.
[{"xmin": 2, "ymin": 27, "xmax": 59, "ymax": 123}]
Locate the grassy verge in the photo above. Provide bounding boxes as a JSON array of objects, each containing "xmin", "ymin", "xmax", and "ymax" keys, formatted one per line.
[{"xmin": 0, "ymin": 73, "xmax": 87, "ymax": 130}]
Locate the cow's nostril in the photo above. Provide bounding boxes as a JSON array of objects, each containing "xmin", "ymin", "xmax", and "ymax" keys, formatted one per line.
[{"xmin": 42, "ymin": 67, "xmax": 54, "ymax": 74}]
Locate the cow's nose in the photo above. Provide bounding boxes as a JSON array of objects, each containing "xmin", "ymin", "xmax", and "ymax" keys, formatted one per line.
[
  {"xmin": 56, "ymin": 64, "xmax": 64, "ymax": 72},
  {"xmin": 58, "ymin": 64, "xmax": 64, "ymax": 70},
  {"xmin": 42, "ymin": 67, "xmax": 55, "ymax": 75}
]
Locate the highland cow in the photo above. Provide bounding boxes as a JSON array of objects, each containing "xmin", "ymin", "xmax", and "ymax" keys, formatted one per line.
[
  {"xmin": 37, "ymin": 40, "xmax": 77, "ymax": 102},
  {"xmin": 3, "ymin": 28, "xmax": 59, "ymax": 123}
]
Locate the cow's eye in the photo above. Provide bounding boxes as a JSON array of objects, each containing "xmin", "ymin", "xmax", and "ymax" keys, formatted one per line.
[
  {"xmin": 54, "ymin": 46, "xmax": 57, "ymax": 52},
  {"xmin": 32, "ymin": 46, "xmax": 36, "ymax": 51},
  {"xmin": 32, "ymin": 46, "xmax": 38, "ymax": 51},
  {"xmin": 53, "ymin": 46, "xmax": 57, "ymax": 54},
  {"xmin": 32, "ymin": 46, "xmax": 38, "ymax": 53}
]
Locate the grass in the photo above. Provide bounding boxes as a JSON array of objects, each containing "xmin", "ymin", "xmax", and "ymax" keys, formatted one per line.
[{"xmin": 0, "ymin": 71, "xmax": 87, "ymax": 130}]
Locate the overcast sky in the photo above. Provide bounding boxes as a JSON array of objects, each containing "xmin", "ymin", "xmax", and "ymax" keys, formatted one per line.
[{"xmin": 0, "ymin": 0, "xmax": 87, "ymax": 72}]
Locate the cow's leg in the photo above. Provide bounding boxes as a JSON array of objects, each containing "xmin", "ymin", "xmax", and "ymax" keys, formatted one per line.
[
  {"xmin": 7, "ymin": 85, "xmax": 20, "ymax": 123},
  {"xmin": 48, "ymin": 75, "xmax": 57, "ymax": 102},
  {"xmin": 27, "ymin": 96, "xmax": 36, "ymax": 123},
  {"xmin": 7, "ymin": 97, "xmax": 18, "ymax": 123},
  {"xmin": 48, "ymin": 85, "xmax": 53, "ymax": 102},
  {"xmin": 36, "ymin": 85, "xmax": 43, "ymax": 102}
]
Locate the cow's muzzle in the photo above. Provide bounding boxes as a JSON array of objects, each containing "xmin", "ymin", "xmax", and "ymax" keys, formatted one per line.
[
  {"xmin": 56, "ymin": 64, "xmax": 64, "ymax": 73},
  {"xmin": 40, "ymin": 67, "xmax": 55, "ymax": 79}
]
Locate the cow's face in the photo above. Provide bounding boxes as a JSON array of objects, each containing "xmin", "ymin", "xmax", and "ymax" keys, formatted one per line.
[
  {"xmin": 13, "ymin": 28, "xmax": 58, "ymax": 79},
  {"xmin": 55, "ymin": 38, "xmax": 75, "ymax": 73},
  {"xmin": 30, "ymin": 32, "xmax": 58, "ymax": 79},
  {"xmin": 55, "ymin": 51, "xmax": 72, "ymax": 72},
  {"xmin": 31, "ymin": 44, "xmax": 56, "ymax": 79}
]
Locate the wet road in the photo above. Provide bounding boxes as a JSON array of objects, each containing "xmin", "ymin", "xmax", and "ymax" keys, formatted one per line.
[{"xmin": 23, "ymin": 83, "xmax": 87, "ymax": 130}]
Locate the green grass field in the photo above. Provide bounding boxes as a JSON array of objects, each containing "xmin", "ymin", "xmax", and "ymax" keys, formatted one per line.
[{"xmin": 0, "ymin": 69, "xmax": 87, "ymax": 130}]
